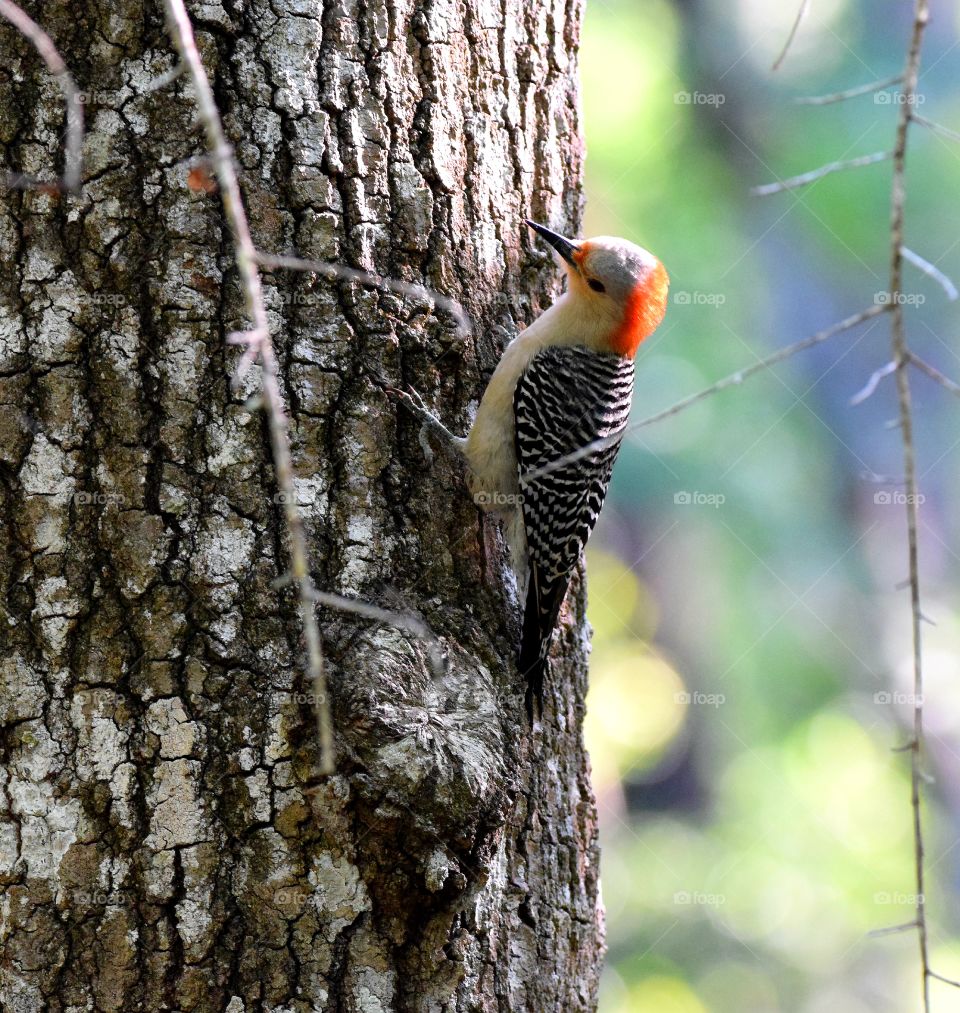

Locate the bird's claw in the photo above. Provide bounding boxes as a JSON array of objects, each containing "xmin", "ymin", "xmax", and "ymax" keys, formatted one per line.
[
  {"xmin": 386, "ymin": 384, "xmax": 422, "ymax": 410},
  {"xmin": 386, "ymin": 383, "xmax": 465, "ymax": 462},
  {"xmin": 386, "ymin": 384, "xmax": 439, "ymax": 463},
  {"xmin": 387, "ymin": 384, "xmax": 434, "ymax": 423}
]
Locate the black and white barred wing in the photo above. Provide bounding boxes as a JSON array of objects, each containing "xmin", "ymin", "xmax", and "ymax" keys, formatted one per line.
[{"xmin": 513, "ymin": 345, "xmax": 635, "ymax": 714}]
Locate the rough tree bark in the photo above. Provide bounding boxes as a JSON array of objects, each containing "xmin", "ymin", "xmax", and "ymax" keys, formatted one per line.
[{"xmin": 0, "ymin": 1, "xmax": 602, "ymax": 1010}]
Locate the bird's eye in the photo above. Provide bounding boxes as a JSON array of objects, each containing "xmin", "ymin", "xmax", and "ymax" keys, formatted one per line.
[{"xmin": 587, "ymin": 278, "xmax": 606, "ymax": 293}]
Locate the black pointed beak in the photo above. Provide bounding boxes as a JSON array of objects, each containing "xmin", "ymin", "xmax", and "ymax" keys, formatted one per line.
[{"xmin": 524, "ymin": 219, "xmax": 580, "ymax": 268}]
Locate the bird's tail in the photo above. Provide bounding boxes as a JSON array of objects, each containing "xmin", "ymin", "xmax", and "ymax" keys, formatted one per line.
[{"xmin": 519, "ymin": 575, "xmax": 568, "ymax": 721}]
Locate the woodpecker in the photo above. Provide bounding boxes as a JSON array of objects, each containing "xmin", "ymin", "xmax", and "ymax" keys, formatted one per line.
[{"xmin": 395, "ymin": 220, "xmax": 669, "ymax": 718}]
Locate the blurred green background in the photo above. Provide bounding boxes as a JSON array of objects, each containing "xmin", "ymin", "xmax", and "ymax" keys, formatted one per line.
[{"xmin": 580, "ymin": 2, "xmax": 960, "ymax": 1010}]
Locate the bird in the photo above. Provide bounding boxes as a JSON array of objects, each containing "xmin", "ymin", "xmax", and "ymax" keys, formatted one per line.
[{"xmin": 393, "ymin": 219, "xmax": 669, "ymax": 719}]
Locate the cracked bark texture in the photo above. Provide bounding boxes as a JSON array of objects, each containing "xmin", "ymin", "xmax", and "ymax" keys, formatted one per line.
[{"xmin": 0, "ymin": 1, "xmax": 602, "ymax": 1010}]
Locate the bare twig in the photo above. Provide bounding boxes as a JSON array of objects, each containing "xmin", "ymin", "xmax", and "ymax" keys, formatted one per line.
[
  {"xmin": 911, "ymin": 113, "xmax": 960, "ymax": 144},
  {"xmin": 869, "ymin": 920, "xmax": 919, "ymax": 938},
  {"xmin": 886, "ymin": 0, "xmax": 932, "ymax": 1006},
  {"xmin": 0, "ymin": 0, "xmax": 83, "ymax": 191},
  {"xmin": 226, "ymin": 327, "xmax": 266, "ymax": 384},
  {"xmin": 929, "ymin": 971, "xmax": 960, "ymax": 989},
  {"xmin": 520, "ymin": 305, "xmax": 888, "ymax": 486},
  {"xmin": 771, "ymin": 0, "xmax": 810, "ymax": 72},
  {"xmin": 902, "ymin": 246, "xmax": 959, "ymax": 301},
  {"xmin": 308, "ymin": 589, "xmax": 445, "ymax": 680},
  {"xmin": 860, "ymin": 469, "xmax": 905, "ymax": 485},
  {"xmin": 850, "ymin": 360, "xmax": 896, "ymax": 405},
  {"xmin": 256, "ymin": 251, "xmax": 471, "ymax": 337},
  {"xmin": 626, "ymin": 307, "xmax": 888, "ymax": 428},
  {"xmin": 161, "ymin": 0, "xmax": 335, "ymax": 773},
  {"xmin": 751, "ymin": 151, "xmax": 891, "ymax": 196},
  {"xmin": 908, "ymin": 352, "xmax": 960, "ymax": 398},
  {"xmin": 142, "ymin": 61, "xmax": 185, "ymax": 94},
  {"xmin": 795, "ymin": 73, "xmax": 903, "ymax": 105}
]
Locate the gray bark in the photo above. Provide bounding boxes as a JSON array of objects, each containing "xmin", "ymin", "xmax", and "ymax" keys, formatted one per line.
[{"xmin": 0, "ymin": 1, "xmax": 602, "ymax": 1010}]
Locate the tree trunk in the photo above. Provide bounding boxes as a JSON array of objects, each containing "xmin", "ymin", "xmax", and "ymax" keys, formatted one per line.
[{"xmin": 0, "ymin": 1, "xmax": 602, "ymax": 1010}]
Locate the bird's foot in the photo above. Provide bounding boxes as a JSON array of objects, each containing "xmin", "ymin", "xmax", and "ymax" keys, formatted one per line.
[{"xmin": 387, "ymin": 385, "xmax": 467, "ymax": 463}]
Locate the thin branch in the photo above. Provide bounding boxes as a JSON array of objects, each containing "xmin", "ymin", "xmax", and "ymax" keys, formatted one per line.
[
  {"xmin": 142, "ymin": 61, "xmax": 185, "ymax": 94},
  {"xmin": 162, "ymin": 0, "xmax": 335, "ymax": 773},
  {"xmin": 308, "ymin": 589, "xmax": 445, "ymax": 680},
  {"xmin": 908, "ymin": 352, "xmax": 960, "ymax": 398},
  {"xmin": 911, "ymin": 112, "xmax": 960, "ymax": 144},
  {"xmin": 771, "ymin": 0, "xmax": 810, "ymax": 72},
  {"xmin": 751, "ymin": 151, "xmax": 891, "ymax": 196},
  {"xmin": 869, "ymin": 920, "xmax": 919, "ymax": 938},
  {"xmin": 860, "ymin": 469, "xmax": 904, "ymax": 485},
  {"xmin": 902, "ymin": 246, "xmax": 959, "ymax": 301},
  {"xmin": 256, "ymin": 251, "xmax": 471, "ymax": 337},
  {"xmin": 795, "ymin": 73, "xmax": 903, "ymax": 105},
  {"xmin": 0, "ymin": 0, "xmax": 83, "ymax": 191},
  {"xmin": 893, "ymin": 736, "xmax": 918, "ymax": 750},
  {"xmin": 226, "ymin": 327, "xmax": 265, "ymax": 384},
  {"xmin": 628, "ymin": 306, "xmax": 888, "ymax": 428},
  {"xmin": 520, "ymin": 305, "xmax": 888, "ymax": 486},
  {"xmin": 850, "ymin": 360, "xmax": 897, "ymax": 405},
  {"xmin": 887, "ymin": 0, "xmax": 931, "ymax": 1007},
  {"xmin": 929, "ymin": 971, "xmax": 960, "ymax": 989}
]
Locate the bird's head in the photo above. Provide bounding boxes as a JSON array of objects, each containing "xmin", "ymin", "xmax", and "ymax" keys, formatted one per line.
[{"xmin": 524, "ymin": 219, "xmax": 669, "ymax": 358}]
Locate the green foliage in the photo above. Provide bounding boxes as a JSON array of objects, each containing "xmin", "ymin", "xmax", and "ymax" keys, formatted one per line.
[{"xmin": 581, "ymin": 2, "xmax": 960, "ymax": 1009}]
